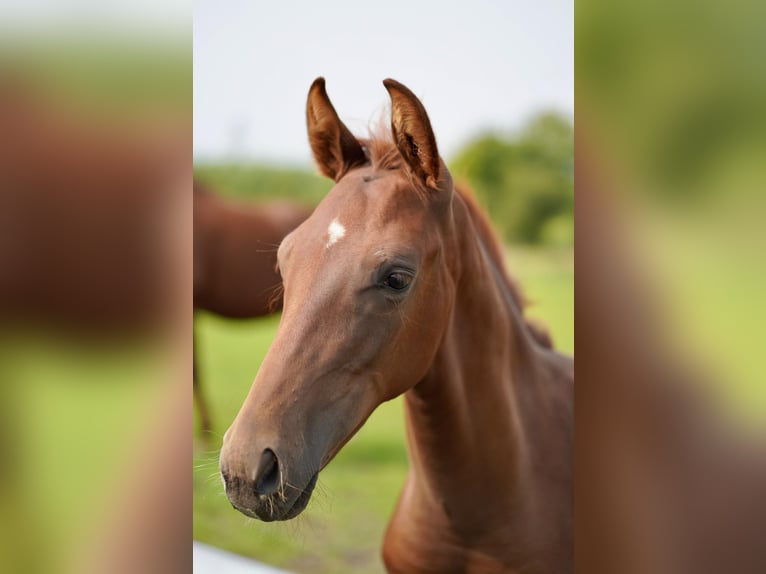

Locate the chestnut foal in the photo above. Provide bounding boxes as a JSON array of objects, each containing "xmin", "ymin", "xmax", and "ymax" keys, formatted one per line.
[{"xmin": 220, "ymin": 78, "xmax": 573, "ymax": 573}]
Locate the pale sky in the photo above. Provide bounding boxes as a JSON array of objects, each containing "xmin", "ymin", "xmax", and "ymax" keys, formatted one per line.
[
  {"xmin": 1, "ymin": 0, "xmax": 188, "ymax": 35},
  {"xmin": 194, "ymin": 0, "xmax": 573, "ymax": 165}
]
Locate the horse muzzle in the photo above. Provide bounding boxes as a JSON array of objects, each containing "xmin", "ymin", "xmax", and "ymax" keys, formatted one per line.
[{"xmin": 220, "ymin": 447, "xmax": 319, "ymax": 521}]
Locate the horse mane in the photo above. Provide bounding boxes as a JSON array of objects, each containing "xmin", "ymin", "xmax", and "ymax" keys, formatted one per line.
[
  {"xmin": 456, "ymin": 185, "xmax": 554, "ymax": 349},
  {"xmin": 454, "ymin": 185, "xmax": 526, "ymax": 306},
  {"xmin": 363, "ymin": 128, "xmax": 553, "ymax": 349}
]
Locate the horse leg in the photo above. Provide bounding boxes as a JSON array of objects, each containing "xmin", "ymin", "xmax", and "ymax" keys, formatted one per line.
[{"xmin": 193, "ymin": 328, "xmax": 212, "ymax": 436}]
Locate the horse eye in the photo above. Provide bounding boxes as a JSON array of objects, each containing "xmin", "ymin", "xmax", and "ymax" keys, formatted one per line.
[{"xmin": 383, "ymin": 272, "xmax": 412, "ymax": 291}]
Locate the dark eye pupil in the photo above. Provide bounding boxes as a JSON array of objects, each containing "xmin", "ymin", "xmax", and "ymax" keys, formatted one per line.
[{"xmin": 385, "ymin": 272, "xmax": 411, "ymax": 290}]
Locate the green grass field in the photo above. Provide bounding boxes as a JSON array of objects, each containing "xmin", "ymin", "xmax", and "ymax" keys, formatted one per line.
[{"xmin": 193, "ymin": 245, "xmax": 574, "ymax": 574}]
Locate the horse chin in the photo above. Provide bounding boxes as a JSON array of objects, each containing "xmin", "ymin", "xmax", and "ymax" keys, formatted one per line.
[
  {"xmin": 247, "ymin": 472, "xmax": 319, "ymax": 522},
  {"xmin": 280, "ymin": 472, "xmax": 318, "ymax": 520}
]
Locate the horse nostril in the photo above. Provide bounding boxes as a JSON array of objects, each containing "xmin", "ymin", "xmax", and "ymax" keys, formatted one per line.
[{"xmin": 254, "ymin": 448, "xmax": 280, "ymax": 496}]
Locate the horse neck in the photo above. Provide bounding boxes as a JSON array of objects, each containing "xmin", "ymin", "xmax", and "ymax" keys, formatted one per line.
[{"xmin": 403, "ymin": 192, "xmax": 542, "ymax": 532}]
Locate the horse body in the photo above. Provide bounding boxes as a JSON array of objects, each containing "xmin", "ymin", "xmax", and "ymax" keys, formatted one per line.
[
  {"xmin": 220, "ymin": 78, "xmax": 572, "ymax": 573},
  {"xmin": 0, "ymin": 83, "xmax": 185, "ymax": 334},
  {"xmin": 193, "ymin": 183, "xmax": 311, "ymax": 317}
]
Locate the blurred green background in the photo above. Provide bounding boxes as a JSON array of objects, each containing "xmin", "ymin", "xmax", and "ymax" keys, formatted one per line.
[
  {"xmin": 193, "ymin": 119, "xmax": 574, "ymax": 573},
  {"xmin": 577, "ymin": 0, "xmax": 766, "ymax": 425}
]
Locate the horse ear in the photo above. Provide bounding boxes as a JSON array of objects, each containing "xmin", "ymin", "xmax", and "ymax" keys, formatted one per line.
[
  {"xmin": 383, "ymin": 79, "xmax": 440, "ymax": 188},
  {"xmin": 306, "ymin": 77, "xmax": 366, "ymax": 181}
]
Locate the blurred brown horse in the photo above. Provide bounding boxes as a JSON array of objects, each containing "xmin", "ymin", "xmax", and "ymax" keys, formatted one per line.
[
  {"xmin": 221, "ymin": 79, "xmax": 573, "ymax": 573},
  {"xmin": 0, "ymin": 80, "xmax": 187, "ymax": 333},
  {"xmin": 193, "ymin": 182, "xmax": 312, "ymax": 434}
]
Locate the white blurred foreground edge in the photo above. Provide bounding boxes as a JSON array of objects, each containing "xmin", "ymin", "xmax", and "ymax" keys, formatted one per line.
[{"xmin": 193, "ymin": 542, "xmax": 293, "ymax": 574}]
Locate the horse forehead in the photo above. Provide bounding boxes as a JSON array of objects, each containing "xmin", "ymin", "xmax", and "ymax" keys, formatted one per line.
[{"xmin": 322, "ymin": 173, "xmax": 428, "ymax": 228}]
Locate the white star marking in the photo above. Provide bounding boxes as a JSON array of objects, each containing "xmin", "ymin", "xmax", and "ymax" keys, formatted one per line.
[{"xmin": 326, "ymin": 217, "xmax": 346, "ymax": 248}]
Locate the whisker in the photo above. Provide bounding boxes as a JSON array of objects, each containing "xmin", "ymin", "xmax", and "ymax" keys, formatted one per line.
[{"xmin": 266, "ymin": 283, "xmax": 285, "ymax": 312}]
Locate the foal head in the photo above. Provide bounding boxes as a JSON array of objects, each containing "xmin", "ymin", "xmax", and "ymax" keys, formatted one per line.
[{"xmin": 220, "ymin": 78, "xmax": 459, "ymax": 521}]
